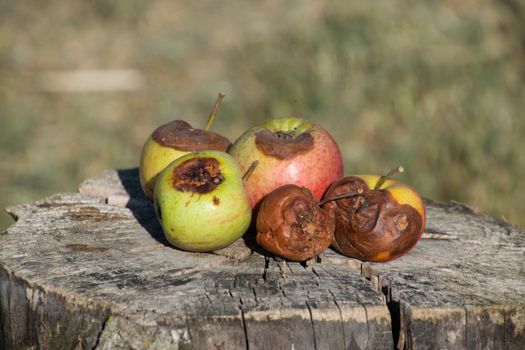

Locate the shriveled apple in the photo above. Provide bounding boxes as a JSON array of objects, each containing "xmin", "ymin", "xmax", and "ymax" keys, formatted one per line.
[
  {"xmin": 322, "ymin": 166, "xmax": 426, "ymax": 262},
  {"xmin": 256, "ymin": 184, "xmax": 335, "ymax": 262}
]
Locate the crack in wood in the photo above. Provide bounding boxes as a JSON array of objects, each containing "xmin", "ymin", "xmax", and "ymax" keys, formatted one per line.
[
  {"xmin": 380, "ymin": 282, "xmax": 402, "ymax": 349},
  {"xmin": 91, "ymin": 314, "xmax": 111, "ymax": 350},
  {"xmin": 464, "ymin": 305, "xmax": 468, "ymax": 350},
  {"xmin": 326, "ymin": 288, "xmax": 347, "ymax": 349},
  {"xmin": 305, "ymin": 302, "xmax": 318, "ymax": 350},
  {"xmin": 239, "ymin": 308, "xmax": 249, "ymax": 350}
]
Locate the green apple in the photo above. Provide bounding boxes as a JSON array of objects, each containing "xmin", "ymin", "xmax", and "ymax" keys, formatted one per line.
[{"xmin": 154, "ymin": 150, "xmax": 251, "ymax": 252}]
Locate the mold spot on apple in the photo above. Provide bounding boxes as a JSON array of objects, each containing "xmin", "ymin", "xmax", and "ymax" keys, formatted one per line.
[
  {"xmin": 255, "ymin": 130, "xmax": 314, "ymax": 160},
  {"xmin": 171, "ymin": 157, "xmax": 224, "ymax": 194}
]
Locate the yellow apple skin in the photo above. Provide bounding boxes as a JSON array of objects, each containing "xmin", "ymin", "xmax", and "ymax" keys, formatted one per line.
[{"xmin": 139, "ymin": 137, "xmax": 188, "ymax": 199}]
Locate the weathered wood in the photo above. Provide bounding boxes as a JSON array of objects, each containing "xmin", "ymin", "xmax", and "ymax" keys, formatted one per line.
[
  {"xmin": 320, "ymin": 200, "xmax": 525, "ymax": 349},
  {"xmin": 1, "ymin": 168, "xmax": 524, "ymax": 349},
  {"xmin": 1, "ymin": 169, "xmax": 392, "ymax": 350}
]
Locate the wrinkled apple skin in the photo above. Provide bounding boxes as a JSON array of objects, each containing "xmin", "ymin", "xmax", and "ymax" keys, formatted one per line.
[
  {"xmin": 154, "ymin": 151, "xmax": 252, "ymax": 252},
  {"xmin": 229, "ymin": 117, "xmax": 343, "ymax": 208},
  {"xmin": 256, "ymin": 184, "xmax": 334, "ymax": 262},
  {"xmin": 357, "ymin": 175, "xmax": 426, "ymax": 220},
  {"xmin": 323, "ymin": 175, "xmax": 426, "ymax": 262}
]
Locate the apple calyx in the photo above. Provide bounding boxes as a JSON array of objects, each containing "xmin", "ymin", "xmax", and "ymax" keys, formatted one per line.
[
  {"xmin": 256, "ymin": 184, "xmax": 334, "ymax": 262},
  {"xmin": 172, "ymin": 157, "xmax": 224, "ymax": 194},
  {"xmin": 254, "ymin": 118, "xmax": 315, "ymax": 160}
]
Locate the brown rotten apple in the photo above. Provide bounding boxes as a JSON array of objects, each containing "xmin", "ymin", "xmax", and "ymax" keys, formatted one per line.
[
  {"xmin": 322, "ymin": 167, "xmax": 426, "ymax": 262},
  {"xmin": 139, "ymin": 94, "xmax": 231, "ymax": 199},
  {"xmin": 256, "ymin": 184, "xmax": 335, "ymax": 262},
  {"xmin": 229, "ymin": 117, "xmax": 343, "ymax": 209}
]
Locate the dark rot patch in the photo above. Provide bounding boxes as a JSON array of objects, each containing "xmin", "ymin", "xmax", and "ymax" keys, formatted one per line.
[
  {"xmin": 255, "ymin": 130, "xmax": 314, "ymax": 160},
  {"xmin": 152, "ymin": 120, "xmax": 231, "ymax": 151},
  {"xmin": 213, "ymin": 196, "xmax": 220, "ymax": 206},
  {"xmin": 256, "ymin": 185, "xmax": 334, "ymax": 262},
  {"xmin": 322, "ymin": 176, "xmax": 424, "ymax": 262},
  {"xmin": 172, "ymin": 157, "xmax": 224, "ymax": 194}
]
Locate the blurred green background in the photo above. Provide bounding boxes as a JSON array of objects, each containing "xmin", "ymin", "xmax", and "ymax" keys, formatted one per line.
[{"xmin": 1, "ymin": 0, "xmax": 524, "ymax": 230}]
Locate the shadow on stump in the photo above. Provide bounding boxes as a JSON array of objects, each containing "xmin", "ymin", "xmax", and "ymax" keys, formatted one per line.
[{"xmin": 116, "ymin": 168, "xmax": 170, "ymax": 247}]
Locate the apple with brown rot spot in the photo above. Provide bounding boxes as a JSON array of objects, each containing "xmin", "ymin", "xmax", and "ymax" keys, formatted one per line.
[
  {"xmin": 139, "ymin": 94, "xmax": 231, "ymax": 199},
  {"xmin": 153, "ymin": 150, "xmax": 252, "ymax": 252},
  {"xmin": 228, "ymin": 117, "xmax": 343, "ymax": 209},
  {"xmin": 322, "ymin": 166, "xmax": 426, "ymax": 262}
]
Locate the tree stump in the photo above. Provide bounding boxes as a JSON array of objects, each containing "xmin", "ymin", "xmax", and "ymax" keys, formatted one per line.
[{"xmin": 1, "ymin": 168, "xmax": 524, "ymax": 350}]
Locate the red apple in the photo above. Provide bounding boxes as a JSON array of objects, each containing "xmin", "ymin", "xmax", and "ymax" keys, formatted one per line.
[
  {"xmin": 228, "ymin": 117, "xmax": 343, "ymax": 208},
  {"xmin": 322, "ymin": 167, "xmax": 426, "ymax": 262}
]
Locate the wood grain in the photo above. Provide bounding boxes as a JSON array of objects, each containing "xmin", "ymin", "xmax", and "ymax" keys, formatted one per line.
[{"xmin": 1, "ymin": 168, "xmax": 523, "ymax": 349}]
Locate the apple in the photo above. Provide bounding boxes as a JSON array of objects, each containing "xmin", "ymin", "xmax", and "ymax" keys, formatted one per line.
[
  {"xmin": 154, "ymin": 150, "xmax": 252, "ymax": 252},
  {"xmin": 322, "ymin": 166, "xmax": 426, "ymax": 262},
  {"xmin": 139, "ymin": 94, "xmax": 231, "ymax": 199},
  {"xmin": 229, "ymin": 117, "xmax": 343, "ymax": 208},
  {"xmin": 256, "ymin": 184, "xmax": 334, "ymax": 262}
]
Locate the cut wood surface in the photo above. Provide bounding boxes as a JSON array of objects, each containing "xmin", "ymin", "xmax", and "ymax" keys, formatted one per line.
[{"xmin": 1, "ymin": 168, "xmax": 524, "ymax": 349}]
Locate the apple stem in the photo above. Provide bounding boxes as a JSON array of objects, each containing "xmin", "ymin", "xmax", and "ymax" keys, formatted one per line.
[
  {"xmin": 242, "ymin": 160, "xmax": 259, "ymax": 183},
  {"xmin": 204, "ymin": 93, "xmax": 225, "ymax": 131},
  {"xmin": 318, "ymin": 188, "xmax": 364, "ymax": 206},
  {"xmin": 374, "ymin": 165, "xmax": 404, "ymax": 190}
]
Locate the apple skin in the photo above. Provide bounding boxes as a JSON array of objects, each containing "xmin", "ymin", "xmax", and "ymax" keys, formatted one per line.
[
  {"xmin": 154, "ymin": 150, "xmax": 251, "ymax": 252},
  {"xmin": 140, "ymin": 120, "xmax": 231, "ymax": 200},
  {"xmin": 322, "ymin": 175, "xmax": 426, "ymax": 262},
  {"xmin": 229, "ymin": 117, "xmax": 343, "ymax": 208},
  {"xmin": 140, "ymin": 135, "xmax": 187, "ymax": 199}
]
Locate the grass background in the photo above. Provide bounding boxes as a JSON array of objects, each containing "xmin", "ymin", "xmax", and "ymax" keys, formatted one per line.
[{"xmin": 1, "ymin": 0, "xmax": 524, "ymax": 230}]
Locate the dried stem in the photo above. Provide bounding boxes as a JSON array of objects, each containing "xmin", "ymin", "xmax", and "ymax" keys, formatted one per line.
[
  {"xmin": 374, "ymin": 165, "xmax": 404, "ymax": 190},
  {"xmin": 242, "ymin": 160, "xmax": 259, "ymax": 183},
  {"xmin": 319, "ymin": 188, "xmax": 363, "ymax": 206},
  {"xmin": 204, "ymin": 93, "xmax": 225, "ymax": 131}
]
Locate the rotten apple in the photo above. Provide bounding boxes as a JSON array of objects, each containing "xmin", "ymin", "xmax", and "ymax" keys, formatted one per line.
[
  {"xmin": 154, "ymin": 150, "xmax": 252, "ymax": 252},
  {"xmin": 229, "ymin": 117, "xmax": 343, "ymax": 208},
  {"xmin": 256, "ymin": 184, "xmax": 335, "ymax": 262},
  {"xmin": 322, "ymin": 167, "xmax": 426, "ymax": 262},
  {"xmin": 139, "ymin": 94, "xmax": 231, "ymax": 199}
]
